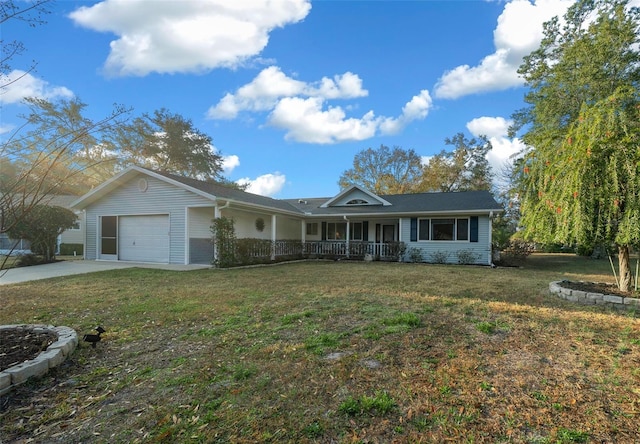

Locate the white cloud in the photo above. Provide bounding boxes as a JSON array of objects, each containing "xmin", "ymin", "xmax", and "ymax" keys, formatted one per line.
[
  {"xmin": 466, "ymin": 116, "xmax": 524, "ymax": 178},
  {"xmin": 269, "ymin": 97, "xmax": 379, "ymax": 144},
  {"xmin": 222, "ymin": 155, "xmax": 240, "ymax": 174},
  {"xmin": 434, "ymin": 0, "xmax": 573, "ymax": 99},
  {"xmin": 379, "ymin": 90, "xmax": 432, "ymax": 135},
  {"xmin": 0, "ymin": 70, "xmax": 74, "ymax": 104},
  {"xmin": 209, "ymin": 67, "xmax": 432, "ymax": 144},
  {"xmin": 466, "ymin": 116, "xmax": 511, "ymax": 139},
  {"xmin": 69, "ymin": 0, "xmax": 311, "ymax": 77},
  {"xmin": 237, "ymin": 172, "xmax": 286, "ymax": 197},
  {"xmin": 207, "ymin": 66, "xmax": 368, "ymax": 119}
]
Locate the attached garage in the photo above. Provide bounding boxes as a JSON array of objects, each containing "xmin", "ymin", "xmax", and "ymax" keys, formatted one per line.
[
  {"xmin": 99, "ymin": 214, "xmax": 170, "ymax": 263},
  {"xmin": 119, "ymin": 215, "xmax": 169, "ymax": 263}
]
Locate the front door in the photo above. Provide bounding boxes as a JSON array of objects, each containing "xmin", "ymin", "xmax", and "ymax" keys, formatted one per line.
[
  {"xmin": 100, "ymin": 216, "xmax": 118, "ymax": 260},
  {"xmin": 382, "ymin": 224, "xmax": 395, "ymax": 242}
]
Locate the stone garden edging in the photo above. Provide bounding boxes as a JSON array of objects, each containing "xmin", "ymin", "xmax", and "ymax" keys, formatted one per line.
[
  {"xmin": 0, "ymin": 325, "xmax": 78, "ymax": 396},
  {"xmin": 549, "ymin": 281, "xmax": 640, "ymax": 311}
]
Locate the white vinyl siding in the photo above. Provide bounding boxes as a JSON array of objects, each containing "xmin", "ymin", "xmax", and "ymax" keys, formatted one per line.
[
  {"xmin": 84, "ymin": 174, "xmax": 214, "ymax": 264},
  {"xmin": 402, "ymin": 216, "xmax": 491, "ymax": 265}
]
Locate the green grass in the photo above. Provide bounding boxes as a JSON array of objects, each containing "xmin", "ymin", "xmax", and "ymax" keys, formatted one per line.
[{"xmin": 1, "ymin": 254, "xmax": 639, "ymax": 443}]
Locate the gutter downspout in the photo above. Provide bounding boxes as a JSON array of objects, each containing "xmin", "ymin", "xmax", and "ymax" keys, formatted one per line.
[{"xmin": 215, "ymin": 200, "xmax": 230, "ymax": 218}]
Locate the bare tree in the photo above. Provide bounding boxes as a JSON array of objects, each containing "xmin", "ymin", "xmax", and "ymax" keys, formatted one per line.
[{"xmin": 1, "ymin": 0, "xmax": 52, "ymax": 88}]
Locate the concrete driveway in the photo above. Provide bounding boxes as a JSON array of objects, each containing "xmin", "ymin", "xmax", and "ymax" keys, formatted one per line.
[{"xmin": 0, "ymin": 260, "xmax": 210, "ymax": 285}]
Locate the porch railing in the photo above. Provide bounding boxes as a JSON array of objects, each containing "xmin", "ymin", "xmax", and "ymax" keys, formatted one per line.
[
  {"xmin": 204, "ymin": 239, "xmax": 406, "ymax": 267},
  {"xmin": 302, "ymin": 241, "xmax": 404, "ymax": 260}
]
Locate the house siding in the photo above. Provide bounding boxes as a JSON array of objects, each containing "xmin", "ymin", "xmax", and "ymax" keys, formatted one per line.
[
  {"xmin": 219, "ymin": 208, "xmax": 302, "ymax": 241},
  {"xmin": 400, "ymin": 215, "xmax": 492, "ymax": 265},
  {"xmin": 84, "ymin": 174, "xmax": 213, "ymax": 264}
]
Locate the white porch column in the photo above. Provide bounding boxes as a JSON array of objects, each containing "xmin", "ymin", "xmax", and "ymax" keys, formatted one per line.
[
  {"xmin": 345, "ymin": 217, "xmax": 350, "ymax": 258},
  {"xmin": 398, "ymin": 218, "xmax": 403, "ymax": 242},
  {"xmin": 271, "ymin": 214, "xmax": 277, "ymax": 260}
]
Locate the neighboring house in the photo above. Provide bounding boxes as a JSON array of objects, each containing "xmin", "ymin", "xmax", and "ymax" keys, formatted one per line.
[
  {"xmin": 71, "ymin": 166, "xmax": 503, "ymax": 266},
  {"xmin": 0, "ymin": 195, "xmax": 84, "ymax": 256}
]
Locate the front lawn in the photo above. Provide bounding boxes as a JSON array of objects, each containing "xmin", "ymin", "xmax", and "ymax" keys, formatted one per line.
[{"xmin": 1, "ymin": 254, "xmax": 638, "ymax": 443}]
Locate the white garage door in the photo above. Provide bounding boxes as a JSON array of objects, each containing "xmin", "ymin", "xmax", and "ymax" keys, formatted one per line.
[{"xmin": 119, "ymin": 215, "xmax": 169, "ymax": 263}]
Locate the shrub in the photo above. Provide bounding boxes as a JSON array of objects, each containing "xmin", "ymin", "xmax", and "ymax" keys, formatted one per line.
[
  {"xmin": 406, "ymin": 247, "xmax": 423, "ymax": 263},
  {"xmin": 16, "ymin": 253, "xmax": 46, "ymax": 267},
  {"xmin": 59, "ymin": 243, "xmax": 83, "ymax": 256},
  {"xmin": 211, "ymin": 217, "xmax": 237, "ymax": 268},
  {"xmin": 236, "ymin": 238, "xmax": 272, "ymax": 265},
  {"xmin": 498, "ymin": 239, "xmax": 534, "ymax": 266},
  {"xmin": 7, "ymin": 205, "xmax": 77, "ymax": 263},
  {"xmin": 456, "ymin": 249, "xmax": 480, "ymax": 265},
  {"xmin": 429, "ymin": 251, "xmax": 449, "ymax": 264},
  {"xmin": 386, "ymin": 241, "xmax": 407, "ymax": 262}
]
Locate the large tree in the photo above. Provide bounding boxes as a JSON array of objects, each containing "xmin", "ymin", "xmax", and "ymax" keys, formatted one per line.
[
  {"xmin": 418, "ymin": 133, "xmax": 493, "ymax": 192},
  {"xmin": 511, "ymin": 0, "xmax": 640, "ymax": 291},
  {"xmin": 111, "ymin": 108, "xmax": 224, "ymax": 181},
  {"xmin": 1, "ymin": 98, "xmax": 128, "ymax": 264},
  {"xmin": 338, "ymin": 145, "xmax": 423, "ymax": 194},
  {"xmin": 3, "ymin": 97, "xmax": 127, "ymax": 195}
]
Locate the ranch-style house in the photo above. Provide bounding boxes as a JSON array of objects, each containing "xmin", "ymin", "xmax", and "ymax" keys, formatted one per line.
[{"xmin": 71, "ymin": 166, "xmax": 503, "ymax": 266}]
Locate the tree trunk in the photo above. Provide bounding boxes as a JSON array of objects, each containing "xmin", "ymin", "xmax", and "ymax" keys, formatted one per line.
[{"xmin": 618, "ymin": 245, "xmax": 631, "ymax": 292}]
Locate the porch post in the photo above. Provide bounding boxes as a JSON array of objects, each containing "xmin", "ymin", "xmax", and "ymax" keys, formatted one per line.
[
  {"xmin": 345, "ymin": 218, "xmax": 350, "ymax": 258},
  {"xmin": 271, "ymin": 214, "xmax": 277, "ymax": 260}
]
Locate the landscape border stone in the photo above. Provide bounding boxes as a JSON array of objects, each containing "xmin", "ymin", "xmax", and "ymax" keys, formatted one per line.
[
  {"xmin": 549, "ymin": 281, "xmax": 640, "ymax": 312},
  {"xmin": 0, "ymin": 324, "xmax": 78, "ymax": 396}
]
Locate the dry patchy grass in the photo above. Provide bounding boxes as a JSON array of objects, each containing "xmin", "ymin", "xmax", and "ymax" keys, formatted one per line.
[{"xmin": 0, "ymin": 254, "xmax": 639, "ymax": 443}]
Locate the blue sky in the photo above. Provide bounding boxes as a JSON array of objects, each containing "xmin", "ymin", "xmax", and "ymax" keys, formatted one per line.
[{"xmin": 2, "ymin": 0, "xmax": 578, "ymax": 198}]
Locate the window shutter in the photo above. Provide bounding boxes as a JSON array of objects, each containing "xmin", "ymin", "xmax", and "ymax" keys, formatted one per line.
[
  {"xmin": 470, "ymin": 216, "xmax": 479, "ymax": 242},
  {"xmin": 362, "ymin": 221, "xmax": 369, "ymax": 241},
  {"xmin": 410, "ymin": 218, "xmax": 417, "ymax": 242},
  {"xmin": 321, "ymin": 222, "xmax": 327, "ymax": 241}
]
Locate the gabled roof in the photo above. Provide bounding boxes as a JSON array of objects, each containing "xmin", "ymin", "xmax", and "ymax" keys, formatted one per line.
[
  {"xmin": 284, "ymin": 190, "xmax": 502, "ymax": 217},
  {"xmin": 72, "ymin": 166, "xmax": 503, "ymax": 217},
  {"xmin": 320, "ymin": 185, "xmax": 391, "ymax": 208},
  {"xmin": 71, "ymin": 166, "xmax": 301, "ymax": 215}
]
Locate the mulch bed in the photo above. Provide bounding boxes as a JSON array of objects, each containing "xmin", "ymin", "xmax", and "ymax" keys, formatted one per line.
[
  {"xmin": 561, "ymin": 280, "xmax": 638, "ymax": 298},
  {"xmin": 0, "ymin": 329, "xmax": 57, "ymax": 372}
]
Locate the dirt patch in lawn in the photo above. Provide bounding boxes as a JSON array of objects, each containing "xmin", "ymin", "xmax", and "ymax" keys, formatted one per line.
[{"xmin": 0, "ymin": 328, "xmax": 57, "ymax": 371}]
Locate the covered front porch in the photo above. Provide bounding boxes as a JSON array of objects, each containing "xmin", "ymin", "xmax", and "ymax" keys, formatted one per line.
[{"xmin": 237, "ymin": 239, "xmax": 406, "ymax": 263}]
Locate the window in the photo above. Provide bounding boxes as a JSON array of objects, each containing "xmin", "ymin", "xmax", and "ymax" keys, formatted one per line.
[
  {"xmin": 417, "ymin": 218, "xmax": 470, "ymax": 241},
  {"xmin": 418, "ymin": 219, "xmax": 430, "ymax": 241},
  {"xmin": 432, "ymin": 219, "xmax": 455, "ymax": 240},
  {"xmin": 456, "ymin": 218, "xmax": 469, "ymax": 241},
  {"xmin": 346, "ymin": 199, "xmax": 368, "ymax": 205},
  {"xmin": 327, "ymin": 222, "xmax": 347, "ymax": 240},
  {"xmin": 306, "ymin": 222, "xmax": 318, "ymax": 236},
  {"xmin": 326, "ymin": 222, "xmax": 364, "ymax": 240},
  {"xmin": 351, "ymin": 222, "xmax": 363, "ymax": 241},
  {"xmin": 70, "ymin": 222, "xmax": 81, "ymax": 230}
]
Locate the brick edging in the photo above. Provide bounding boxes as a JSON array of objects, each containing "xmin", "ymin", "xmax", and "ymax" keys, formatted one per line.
[
  {"xmin": 0, "ymin": 325, "xmax": 78, "ymax": 396},
  {"xmin": 549, "ymin": 281, "xmax": 640, "ymax": 311}
]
